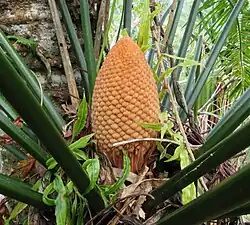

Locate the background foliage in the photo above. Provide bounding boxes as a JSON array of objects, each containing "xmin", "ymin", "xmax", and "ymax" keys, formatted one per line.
[{"xmin": 0, "ymin": 0, "xmax": 250, "ymax": 224}]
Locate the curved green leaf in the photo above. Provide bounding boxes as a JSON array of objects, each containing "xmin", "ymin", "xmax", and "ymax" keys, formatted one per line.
[
  {"xmin": 158, "ymin": 161, "xmax": 250, "ymax": 225},
  {"xmin": 72, "ymin": 97, "xmax": 88, "ymax": 141},
  {"xmin": 83, "ymin": 158, "xmax": 100, "ymax": 194},
  {"xmin": 104, "ymin": 152, "xmax": 130, "ymax": 196},
  {"xmin": 80, "ymin": 0, "xmax": 96, "ymax": 99}
]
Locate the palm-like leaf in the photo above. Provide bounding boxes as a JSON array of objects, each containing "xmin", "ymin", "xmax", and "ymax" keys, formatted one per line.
[{"xmin": 199, "ymin": 0, "xmax": 250, "ymax": 98}]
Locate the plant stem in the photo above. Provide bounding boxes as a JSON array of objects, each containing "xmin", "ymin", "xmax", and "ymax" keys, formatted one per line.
[
  {"xmin": 0, "ymin": 95, "xmax": 19, "ymax": 120},
  {"xmin": 123, "ymin": 0, "xmax": 132, "ymax": 36},
  {"xmin": 0, "ymin": 110, "xmax": 49, "ymax": 167},
  {"xmin": 161, "ymin": 0, "xmax": 177, "ymax": 53},
  {"xmin": 59, "ymin": 0, "xmax": 90, "ymax": 102},
  {"xmin": 0, "ymin": 174, "xmax": 47, "ymax": 209},
  {"xmin": 80, "ymin": 0, "xmax": 97, "ymax": 101}
]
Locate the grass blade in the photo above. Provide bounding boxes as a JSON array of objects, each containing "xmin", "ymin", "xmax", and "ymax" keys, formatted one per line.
[
  {"xmin": 184, "ymin": 35, "xmax": 203, "ymax": 100},
  {"xmin": 1, "ymin": 143, "xmax": 27, "ymax": 160},
  {"xmin": 159, "ymin": 5, "xmax": 171, "ymax": 26},
  {"xmin": 0, "ymin": 95, "xmax": 19, "ymax": 120},
  {"xmin": 80, "ymin": 0, "xmax": 96, "ymax": 100}
]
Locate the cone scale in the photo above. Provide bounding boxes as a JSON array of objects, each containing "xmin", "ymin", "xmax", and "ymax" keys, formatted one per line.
[{"xmin": 92, "ymin": 37, "xmax": 160, "ymax": 173}]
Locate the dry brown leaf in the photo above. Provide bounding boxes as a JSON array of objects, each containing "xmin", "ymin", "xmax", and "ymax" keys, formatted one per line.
[
  {"xmin": 132, "ymin": 181, "xmax": 152, "ymax": 219},
  {"xmin": 120, "ymin": 167, "xmax": 149, "ymax": 199},
  {"xmin": 113, "ymin": 168, "xmax": 139, "ymax": 184}
]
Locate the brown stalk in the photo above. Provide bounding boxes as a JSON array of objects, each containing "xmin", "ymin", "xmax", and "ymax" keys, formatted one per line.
[
  {"xmin": 161, "ymin": 0, "xmax": 177, "ymax": 53},
  {"xmin": 48, "ymin": 0, "xmax": 80, "ymax": 109},
  {"xmin": 104, "ymin": 0, "xmax": 110, "ymax": 32},
  {"xmin": 94, "ymin": 0, "xmax": 107, "ymax": 59}
]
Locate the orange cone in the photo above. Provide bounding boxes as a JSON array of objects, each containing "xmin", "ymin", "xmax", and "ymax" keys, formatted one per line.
[{"xmin": 92, "ymin": 37, "xmax": 160, "ymax": 173}]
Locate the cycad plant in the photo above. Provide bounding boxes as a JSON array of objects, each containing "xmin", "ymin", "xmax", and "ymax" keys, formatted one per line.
[{"xmin": 0, "ymin": 0, "xmax": 250, "ymax": 224}]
